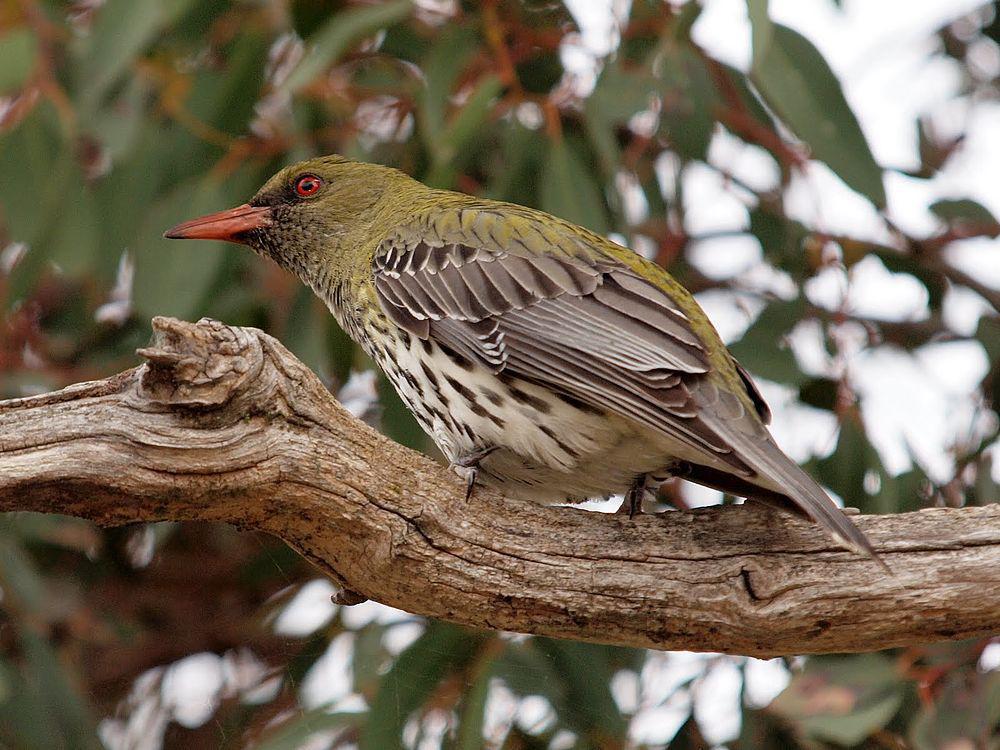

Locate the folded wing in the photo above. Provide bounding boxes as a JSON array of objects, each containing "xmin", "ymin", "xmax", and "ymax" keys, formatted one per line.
[{"xmin": 372, "ymin": 207, "xmax": 875, "ymax": 557}]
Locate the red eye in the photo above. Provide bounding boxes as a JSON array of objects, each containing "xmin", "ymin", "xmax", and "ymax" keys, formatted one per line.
[{"xmin": 294, "ymin": 174, "xmax": 322, "ymax": 197}]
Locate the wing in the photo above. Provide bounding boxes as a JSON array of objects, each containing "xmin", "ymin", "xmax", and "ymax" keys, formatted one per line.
[
  {"xmin": 373, "ymin": 207, "xmax": 877, "ymax": 558},
  {"xmin": 373, "ymin": 207, "xmax": 751, "ymax": 471}
]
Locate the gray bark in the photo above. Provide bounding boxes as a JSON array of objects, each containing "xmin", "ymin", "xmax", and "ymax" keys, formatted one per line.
[{"xmin": 1, "ymin": 317, "xmax": 997, "ymax": 657}]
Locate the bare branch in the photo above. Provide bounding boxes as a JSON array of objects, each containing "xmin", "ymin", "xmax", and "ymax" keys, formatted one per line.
[{"xmin": 1, "ymin": 317, "xmax": 998, "ymax": 657}]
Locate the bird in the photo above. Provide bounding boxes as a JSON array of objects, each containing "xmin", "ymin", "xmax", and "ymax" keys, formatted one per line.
[{"xmin": 165, "ymin": 154, "xmax": 877, "ymax": 559}]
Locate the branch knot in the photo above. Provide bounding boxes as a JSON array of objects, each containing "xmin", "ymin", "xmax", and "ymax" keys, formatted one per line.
[{"xmin": 136, "ymin": 317, "xmax": 264, "ymax": 407}]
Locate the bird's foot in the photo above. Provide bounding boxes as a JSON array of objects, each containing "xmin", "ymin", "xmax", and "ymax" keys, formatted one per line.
[
  {"xmin": 619, "ymin": 474, "xmax": 652, "ymax": 518},
  {"xmin": 618, "ymin": 469, "xmax": 676, "ymax": 518},
  {"xmin": 451, "ymin": 446, "xmax": 499, "ymax": 502}
]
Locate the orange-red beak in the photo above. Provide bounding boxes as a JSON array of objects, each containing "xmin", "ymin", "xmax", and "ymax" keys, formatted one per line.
[{"xmin": 163, "ymin": 203, "xmax": 273, "ymax": 243}]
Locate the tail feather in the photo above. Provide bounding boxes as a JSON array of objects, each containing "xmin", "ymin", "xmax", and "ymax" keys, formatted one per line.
[
  {"xmin": 694, "ymin": 412, "xmax": 881, "ymax": 563},
  {"xmin": 739, "ymin": 437, "xmax": 878, "ymax": 559}
]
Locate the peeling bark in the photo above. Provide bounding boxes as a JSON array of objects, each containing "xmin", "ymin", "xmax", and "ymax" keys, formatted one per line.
[{"xmin": 1, "ymin": 317, "xmax": 998, "ymax": 657}]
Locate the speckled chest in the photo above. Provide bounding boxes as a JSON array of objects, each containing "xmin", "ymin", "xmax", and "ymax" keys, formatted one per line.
[
  {"xmin": 320, "ymin": 279, "xmax": 669, "ymax": 503},
  {"xmin": 324, "ymin": 282, "xmax": 490, "ymax": 459}
]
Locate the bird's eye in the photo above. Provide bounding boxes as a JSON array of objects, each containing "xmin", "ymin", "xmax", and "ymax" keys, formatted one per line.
[{"xmin": 294, "ymin": 174, "xmax": 323, "ymax": 198}]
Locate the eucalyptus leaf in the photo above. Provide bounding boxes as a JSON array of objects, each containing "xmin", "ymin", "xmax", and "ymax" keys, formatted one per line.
[
  {"xmin": 424, "ymin": 74, "xmax": 503, "ymax": 187},
  {"xmin": 77, "ymin": 0, "xmax": 199, "ymax": 109},
  {"xmin": 254, "ymin": 709, "xmax": 361, "ymax": 750},
  {"xmin": 540, "ymin": 137, "xmax": 609, "ymax": 235},
  {"xmin": 0, "ymin": 28, "xmax": 37, "ymax": 95},
  {"xmin": 815, "ymin": 418, "xmax": 884, "ymax": 511},
  {"xmin": 453, "ymin": 659, "xmax": 494, "ymax": 750},
  {"xmin": 530, "ymin": 640, "xmax": 628, "ymax": 741},
  {"xmin": 751, "ymin": 24, "xmax": 885, "ymax": 206},
  {"xmin": 284, "ymin": 0, "xmax": 413, "ymax": 92},
  {"xmin": 418, "ymin": 24, "xmax": 480, "ymax": 154},
  {"xmin": 747, "ymin": 0, "xmax": 773, "ymax": 59},
  {"xmin": 26, "ymin": 635, "xmax": 102, "ymax": 747},
  {"xmin": 770, "ymin": 654, "xmax": 904, "ymax": 746},
  {"xmin": 930, "ymin": 198, "xmax": 1000, "ymax": 231},
  {"xmin": 359, "ymin": 623, "xmax": 486, "ymax": 750},
  {"xmin": 132, "ymin": 179, "xmax": 232, "ymax": 320},
  {"xmin": 728, "ymin": 297, "xmax": 809, "ymax": 385}
]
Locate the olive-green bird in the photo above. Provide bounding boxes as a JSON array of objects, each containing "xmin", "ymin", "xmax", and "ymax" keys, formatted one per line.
[{"xmin": 165, "ymin": 154, "xmax": 875, "ymax": 558}]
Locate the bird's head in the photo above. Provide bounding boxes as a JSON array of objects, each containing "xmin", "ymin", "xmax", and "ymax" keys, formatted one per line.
[{"xmin": 165, "ymin": 154, "xmax": 408, "ymax": 284}]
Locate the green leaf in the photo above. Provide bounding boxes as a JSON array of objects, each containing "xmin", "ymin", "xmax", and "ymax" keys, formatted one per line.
[
  {"xmin": 352, "ymin": 623, "xmax": 391, "ymax": 700},
  {"xmin": 515, "ymin": 47, "xmax": 564, "ymax": 94},
  {"xmin": 529, "ymin": 640, "xmax": 628, "ymax": 741},
  {"xmin": 283, "ymin": 286, "xmax": 333, "ymax": 375},
  {"xmin": 378, "ymin": 369, "xmax": 428, "ymax": 451},
  {"xmin": 750, "ymin": 207, "xmax": 809, "ymax": 277},
  {"xmin": 18, "ymin": 631, "xmax": 102, "ymax": 749},
  {"xmin": 192, "ymin": 31, "xmax": 270, "ymax": 133},
  {"xmin": 0, "ymin": 535, "xmax": 48, "ymax": 615},
  {"xmin": 588, "ymin": 64, "xmax": 658, "ymax": 127},
  {"xmin": 0, "ymin": 658, "xmax": 63, "ymax": 750},
  {"xmin": 657, "ymin": 46, "xmax": 717, "ymax": 161},
  {"xmin": 359, "ymin": 623, "xmax": 486, "ymax": 750},
  {"xmin": 885, "ymin": 465, "xmax": 933, "ymax": 513},
  {"xmin": 485, "ymin": 121, "xmax": 544, "ymax": 204},
  {"xmin": 976, "ymin": 316, "xmax": 1000, "ymax": 411},
  {"xmin": 815, "ymin": 418, "xmax": 883, "ymax": 510},
  {"xmin": 0, "ymin": 116, "xmax": 52, "ymax": 241},
  {"xmin": 747, "ymin": 0, "xmax": 773, "ymax": 59},
  {"xmin": 975, "ymin": 315, "xmax": 1000, "ymax": 363},
  {"xmin": 540, "ymin": 137, "xmax": 609, "ymax": 234},
  {"xmin": 86, "ymin": 76, "xmax": 150, "ymax": 162},
  {"xmin": 453, "ymin": 658, "xmax": 493, "ymax": 750},
  {"xmin": 131, "ymin": 179, "xmax": 231, "ymax": 320},
  {"xmin": 751, "ymin": 24, "xmax": 885, "ymax": 207},
  {"xmin": 667, "ymin": 716, "xmax": 710, "ymax": 749},
  {"xmin": 255, "ymin": 709, "xmax": 361, "ymax": 750},
  {"xmin": 1, "ymin": 151, "xmax": 101, "ymax": 294},
  {"xmin": 672, "ymin": 0, "xmax": 703, "ymax": 41},
  {"xmin": 44, "ymin": 168, "xmax": 101, "ymax": 278},
  {"xmin": 798, "ymin": 377, "xmax": 838, "ymax": 411},
  {"xmin": 0, "ymin": 28, "xmax": 37, "ymax": 95},
  {"xmin": 418, "ymin": 25, "xmax": 479, "ymax": 155},
  {"xmin": 585, "ymin": 63, "xmax": 657, "ymax": 175},
  {"xmin": 4, "ymin": 512, "xmax": 101, "ymax": 555},
  {"xmin": 283, "ymin": 0, "xmax": 413, "ymax": 92},
  {"xmin": 728, "ymin": 297, "xmax": 809, "ymax": 385},
  {"xmin": 930, "ymin": 198, "xmax": 1000, "ymax": 232},
  {"xmin": 770, "ymin": 654, "xmax": 903, "ymax": 746},
  {"xmin": 718, "ymin": 61, "xmax": 779, "ymax": 131},
  {"xmin": 77, "ymin": 0, "xmax": 199, "ymax": 108},
  {"xmin": 737, "ymin": 708, "xmax": 800, "ymax": 749},
  {"xmin": 493, "ymin": 640, "xmax": 566, "ymax": 700},
  {"xmin": 875, "ymin": 249, "xmax": 946, "ymax": 310},
  {"xmin": 494, "ymin": 639, "xmax": 629, "ymax": 742},
  {"xmin": 424, "ymin": 74, "xmax": 503, "ymax": 188},
  {"xmin": 909, "ymin": 670, "xmax": 1000, "ymax": 750}
]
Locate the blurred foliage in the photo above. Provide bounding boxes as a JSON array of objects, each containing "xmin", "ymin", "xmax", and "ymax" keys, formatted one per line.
[{"xmin": 1, "ymin": 0, "xmax": 1000, "ymax": 747}]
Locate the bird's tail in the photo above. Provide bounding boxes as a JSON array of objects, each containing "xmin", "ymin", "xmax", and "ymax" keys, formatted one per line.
[{"xmin": 691, "ymin": 413, "xmax": 880, "ymax": 563}]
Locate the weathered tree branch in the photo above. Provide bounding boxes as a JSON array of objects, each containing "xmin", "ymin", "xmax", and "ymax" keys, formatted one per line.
[{"xmin": 1, "ymin": 317, "xmax": 998, "ymax": 657}]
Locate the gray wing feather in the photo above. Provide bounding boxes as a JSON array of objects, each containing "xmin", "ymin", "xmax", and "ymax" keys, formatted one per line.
[
  {"xmin": 373, "ymin": 220, "xmax": 877, "ymax": 558},
  {"xmin": 373, "ymin": 232, "xmax": 745, "ymax": 467}
]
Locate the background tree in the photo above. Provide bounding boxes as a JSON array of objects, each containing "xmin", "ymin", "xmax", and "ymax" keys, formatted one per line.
[{"xmin": 1, "ymin": 0, "xmax": 999, "ymax": 748}]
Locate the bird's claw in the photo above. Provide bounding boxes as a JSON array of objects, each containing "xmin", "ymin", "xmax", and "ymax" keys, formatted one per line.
[
  {"xmin": 451, "ymin": 446, "xmax": 499, "ymax": 502},
  {"xmin": 619, "ymin": 471, "xmax": 671, "ymax": 518},
  {"xmin": 621, "ymin": 482, "xmax": 644, "ymax": 518}
]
